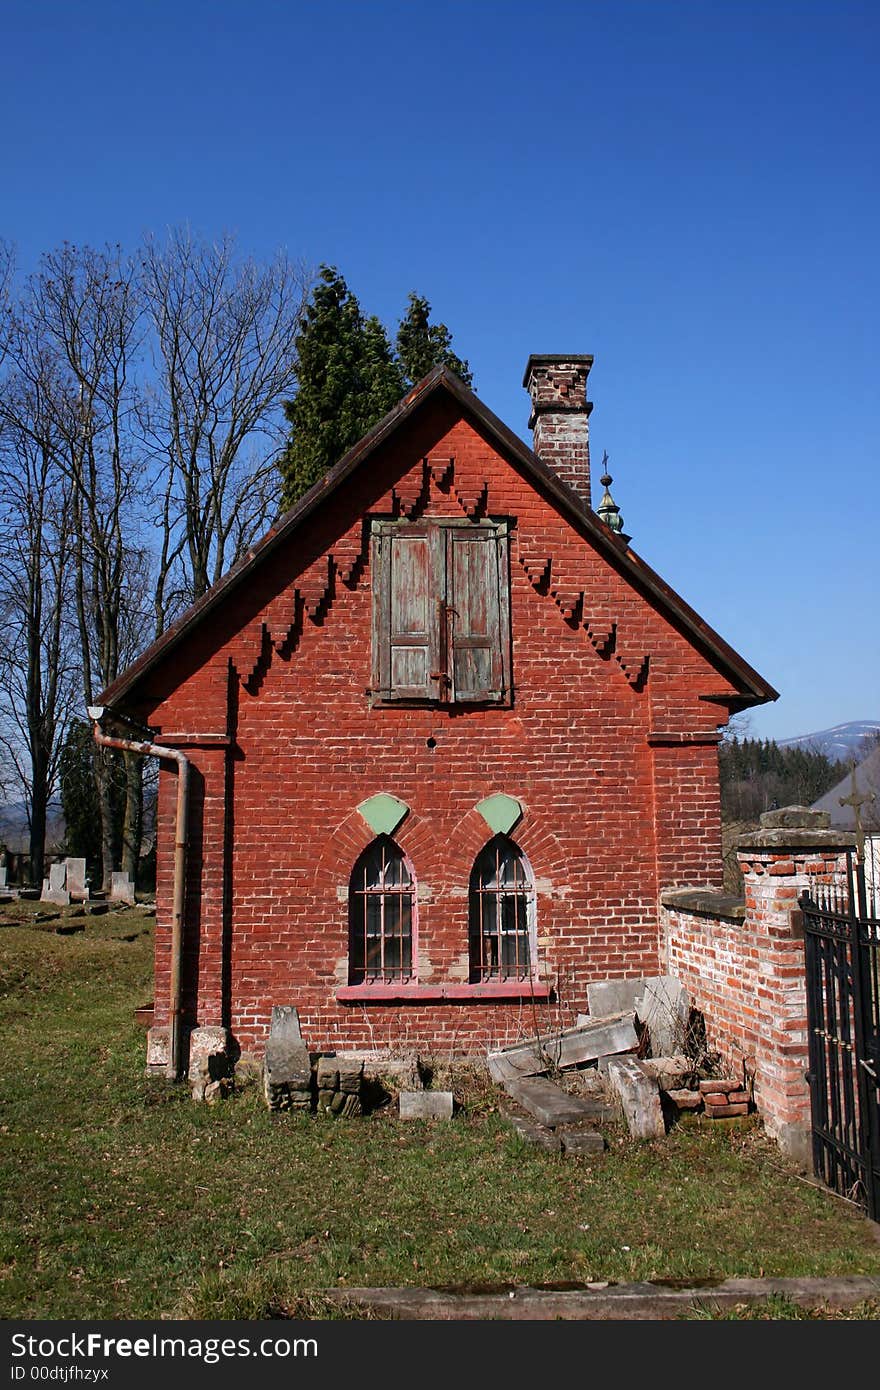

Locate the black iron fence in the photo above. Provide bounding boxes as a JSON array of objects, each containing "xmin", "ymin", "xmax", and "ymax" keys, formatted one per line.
[{"xmin": 799, "ymin": 850, "xmax": 880, "ymax": 1221}]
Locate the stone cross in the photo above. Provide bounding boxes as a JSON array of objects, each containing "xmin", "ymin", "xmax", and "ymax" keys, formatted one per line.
[{"xmin": 839, "ymin": 763, "xmax": 876, "ymax": 862}]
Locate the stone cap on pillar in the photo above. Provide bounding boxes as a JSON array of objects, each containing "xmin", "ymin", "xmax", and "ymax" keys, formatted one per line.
[
  {"xmin": 758, "ymin": 806, "xmax": 830, "ymax": 830},
  {"xmin": 737, "ymin": 804, "xmax": 857, "ymax": 852}
]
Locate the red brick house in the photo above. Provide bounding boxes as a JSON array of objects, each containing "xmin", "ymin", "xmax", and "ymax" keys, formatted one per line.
[{"xmin": 93, "ymin": 357, "xmax": 776, "ymax": 1076}]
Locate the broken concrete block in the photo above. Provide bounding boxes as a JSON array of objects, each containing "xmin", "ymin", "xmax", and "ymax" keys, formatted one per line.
[
  {"xmin": 487, "ymin": 1013, "xmax": 639, "ymax": 1083},
  {"xmin": 316, "ymin": 1056, "xmax": 340, "ymax": 1090},
  {"xmin": 666, "ymin": 1088, "xmax": 703, "ymax": 1111},
  {"xmin": 330, "ymin": 1090, "xmax": 363, "ymax": 1117},
  {"xmin": 234, "ymin": 1053, "xmax": 263, "ymax": 1088},
  {"xmin": 605, "ymin": 1057, "xmax": 666, "ymax": 1140},
  {"xmin": 399, "ymin": 1091, "xmax": 453, "ymax": 1120},
  {"xmin": 503, "ymin": 1076, "xmax": 611, "ymax": 1129},
  {"xmin": 561, "ymin": 1127, "xmax": 606, "ymax": 1157},
  {"xmin": 586, "ymin": 978, "xmax": 645, "ymax": 1019},
  {"xmin": 635, "ymin": 977, "xmax": 690, "ymax": 1056},
  {"xmin": 337, "ymin": 1058, "xmax": 365, "ymax": 1094},
  {"xmin": 145, "ymin": 1025, "xmax": 169, "ymax": 1074},
  {"xmin": 639, "ymin": 1055, "xmax": 693, "ymax": 1091},
  {"xmin": 188, "ymin": 1026, "xmax": 231, "ymax": 1100},
  {"xmin": 506, "ymin": 1114, "xmax": 562, "ymax": 1152}
]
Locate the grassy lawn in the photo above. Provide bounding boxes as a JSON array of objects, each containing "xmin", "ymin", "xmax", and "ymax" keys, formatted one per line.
[{"xmin": 1, "ymin": 900, "xmax": 879, "ymax": 1320}]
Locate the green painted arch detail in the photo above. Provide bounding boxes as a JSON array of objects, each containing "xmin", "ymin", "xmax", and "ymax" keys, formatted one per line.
[
  {"xmin": 357, "ymin": 794, "xmax": 410, "ymax": 836},
  {"xmin": 475, "ymin": 794, "xmax": 523, "ymax": 835}
]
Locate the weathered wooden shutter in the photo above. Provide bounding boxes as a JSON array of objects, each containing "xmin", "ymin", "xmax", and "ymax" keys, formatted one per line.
[
  {"xmin": 373, "ymin": 524, "xmax": 441, "ymax": 701},
  {"xmin": 446, "ymin": 526, "xmax": 510, "ymax": 703}
]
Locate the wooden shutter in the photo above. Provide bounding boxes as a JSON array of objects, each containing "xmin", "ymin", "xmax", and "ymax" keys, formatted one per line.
[
  {"xmin": 373, "ymin": 524, "xmax": 441, "ymax": 701},
  {"xmin": 446, "ymin": 525, "xmax": 510, "ymax": 703}
]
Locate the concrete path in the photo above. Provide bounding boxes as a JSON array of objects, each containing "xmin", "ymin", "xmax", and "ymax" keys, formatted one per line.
[{"xmin": 327, "ymin": 1275, "xmax": 880, "ymax": 1320}]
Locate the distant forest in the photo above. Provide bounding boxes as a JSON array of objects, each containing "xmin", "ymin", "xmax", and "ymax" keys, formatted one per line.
[{"xmin": 719, "ymin": 737, "xmax": 845, "ymax": 823}]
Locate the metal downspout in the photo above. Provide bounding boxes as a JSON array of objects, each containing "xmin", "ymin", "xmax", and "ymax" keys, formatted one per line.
[{"xmin": 88, "ymin": 707, "xmax": 190, "ymax": 1080}]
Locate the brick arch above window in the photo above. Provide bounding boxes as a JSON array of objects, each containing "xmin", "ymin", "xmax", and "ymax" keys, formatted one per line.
[{"xmin": 312, "ymin": 803, "xmax": 443, "ymax": 895}]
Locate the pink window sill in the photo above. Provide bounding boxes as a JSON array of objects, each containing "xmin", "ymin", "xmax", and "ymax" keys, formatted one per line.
[{"xmin": 336, "ymin": 981, "xmax": 552, "ymax": 1004}]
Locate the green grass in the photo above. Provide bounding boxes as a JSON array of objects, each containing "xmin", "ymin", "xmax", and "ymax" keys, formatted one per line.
[{"xmin": 1, "ymin": 901, "xmax": 879, "ymax": 1320}]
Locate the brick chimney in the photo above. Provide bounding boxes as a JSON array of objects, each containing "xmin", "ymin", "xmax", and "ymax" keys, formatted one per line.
[{"xmin": 523, "ymin": 354, "xmax": 594, "ymax": 509}]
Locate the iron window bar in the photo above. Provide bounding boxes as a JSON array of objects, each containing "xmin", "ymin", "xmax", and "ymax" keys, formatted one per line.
[
  {"xmin": 469, "ymin": 836, "xmax": 535, "ymax": 983},
  {"xmin": 349, "ymin": 837, "xmax": 415, "ymax": 985}
]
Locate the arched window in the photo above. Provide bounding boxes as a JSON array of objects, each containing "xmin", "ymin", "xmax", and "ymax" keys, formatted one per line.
[
  {"xmin": 469, "ymin": 836, "xmax": 535, "ymax": 982},
  {"xmin": 348, "ymin": 836, "xmax": 416, "ymax": 985}
]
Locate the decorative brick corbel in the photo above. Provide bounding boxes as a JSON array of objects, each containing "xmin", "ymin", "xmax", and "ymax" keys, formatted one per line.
[
  {"xmin": 297, "ymin": 555, "xmax": 332, "ymax": 622},
  {"xmin": 518, "ymin": 551, "xmax": 552, "ymax": 590},
  {"xmin": 393, "ymin": 462, "xmax": 427, "ymax": 518},
  {"xmin": 452, "ymin": 478, "xmax": 488, "ymax": 519},
  {"xmin": 331, "ymin": 529, "xmax": 365, "ymax": 586},
  {"xmin": 426, "ymin": 453, "xmax": 454, "ymax": 488},
  {"xmin": 583, "ymin": 615, "xmax": 615, "ymax": 655}
]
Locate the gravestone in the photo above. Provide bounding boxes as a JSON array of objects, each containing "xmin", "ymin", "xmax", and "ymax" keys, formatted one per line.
[
  {"xmin": 65, "ymin": 858, "xmax": 88, "ymax": 901},
  {"xmin": 110, "ymin": 871, "xmax": 135, "ymax": 904},
  {"xmin": 41, "ymin": 863, "xmax": 70, "ymax": 905},
  {"xmin": 264, "ymin": 1005, "xmax": 312, "ymax": 1111}
]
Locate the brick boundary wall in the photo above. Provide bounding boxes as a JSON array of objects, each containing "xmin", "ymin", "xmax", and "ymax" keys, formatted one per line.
[{"xmin": 659, "ymin": 809, "xmax": 856, "ymax": 1166}]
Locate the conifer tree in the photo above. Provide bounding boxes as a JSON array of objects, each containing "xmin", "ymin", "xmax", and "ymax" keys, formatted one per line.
[
  {"xmin": 396, "ymin": 291, "xmax": 472, "ymax": 387},
  {"xmin": 278, "ymin": 272, "xmax": 471, "ymax": 508}
]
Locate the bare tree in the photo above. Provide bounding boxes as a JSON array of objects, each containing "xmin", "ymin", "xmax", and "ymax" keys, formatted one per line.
[
  {"xmin": 139, "ymin": 229, "xmax": 312, "ymax": 626},
  {"xmin": 20, "ymin": 243, "xmax": 146, "ymax": 889},
  {"xmin": 0, "ymin": 342, "xmax": 79, "ymax": 885}
]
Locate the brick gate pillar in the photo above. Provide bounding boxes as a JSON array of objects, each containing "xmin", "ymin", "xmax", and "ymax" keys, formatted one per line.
[{"xmin": 735, "ymin": 808, "xmax": 856, "ymax": 1165}]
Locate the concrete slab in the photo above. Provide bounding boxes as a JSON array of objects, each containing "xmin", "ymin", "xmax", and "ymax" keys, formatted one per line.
[
  {"xmin": 487, "ymin": 1012, "xmax": 639, "ymax": 1083},
  {"xmin": 399, "ymin": 1091, "xmax": 453, "ymax": 1120},
  {"xmin": 503, "ymin": 1076, "xmax": 612, "ymax": 1128},
  {"xmin": 506, "ymin": 1113, "xmax": 562, "ymax": 1153},
  {"xmin": 327, "ymin": 1276, "xmax": 880, "ymax": 1321},
  {"xmin": 635, "ymin": 977, "xmax": 690, "ymax": 1056},
  {"xmin": 586, "ymin": 978, "xmax": 645, "ymax": 1018},
  {"xmin": 605, "ymin": 1057, "xmax": 666, "ymax": 1140},
  {"xmin": 560, "ymin": 1128, "xmax": 606, "ymax": 1157}
]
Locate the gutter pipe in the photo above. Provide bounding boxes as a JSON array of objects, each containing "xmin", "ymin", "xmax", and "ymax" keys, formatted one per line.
[{"xmin": 88, "ymin": 706, "xmax": 190, "ymax": 1081}]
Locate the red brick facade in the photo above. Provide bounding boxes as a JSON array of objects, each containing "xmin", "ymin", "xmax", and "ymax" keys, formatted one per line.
[{"xmin": 105, "ymin": 371, "xmax": 773, "ymax": 1061}]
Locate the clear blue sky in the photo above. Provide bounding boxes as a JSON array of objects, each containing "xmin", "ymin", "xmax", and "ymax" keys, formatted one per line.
[{"xmin": 3, "ymin": 0, "xmax": 877, "ymax": 743}]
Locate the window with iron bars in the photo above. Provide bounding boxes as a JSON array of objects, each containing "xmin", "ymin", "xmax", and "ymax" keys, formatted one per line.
[
  {"xmin": 468, "ymin": 835, "xmax": 536, "ymax": 982},
  {"xmin": 348, "ymin": 836, "xmax": 416, "ymax": 984}
]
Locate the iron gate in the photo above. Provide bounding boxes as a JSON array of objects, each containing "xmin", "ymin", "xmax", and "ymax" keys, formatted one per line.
[{"xmin": 800, "ymin": 850, "xmax": 880, "ymax": 1220}]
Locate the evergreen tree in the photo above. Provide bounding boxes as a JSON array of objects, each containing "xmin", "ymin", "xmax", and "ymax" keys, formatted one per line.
[
  {"xmin": 278, "ymin": 267, "xmax": 403, "ymax": 509},
  {"xmin": 59, "ymin": 719, "xmax": 125, "ymax": 874},
  {"xmin": 396, "ymin": 292, "xmax": 472, "ymax": 388},
  {"xmin": 718, "ymin": 735, "xmax": 846, "ymax": 822},
  {"xmin": 278, "ymin": 271, "xmax": 471, "ymax": 509}
]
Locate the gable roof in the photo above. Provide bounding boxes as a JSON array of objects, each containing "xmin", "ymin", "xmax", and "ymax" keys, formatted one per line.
[
  {"xmin": 812, "ymin": 746, "xmax": 880, "ymax": 831},
  {"xmin": 98, "ymin": 366, "xmax": 778, "ymax": 713}
]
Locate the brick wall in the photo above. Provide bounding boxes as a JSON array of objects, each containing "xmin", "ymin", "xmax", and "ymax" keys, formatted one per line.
[
  {"xmin": 138, "ymin": 394, "xmax": 739, "ymax": 1059},
  {"xmin": 661, "ymin": 825, "xmax": 855, "ymax": 1157}
]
